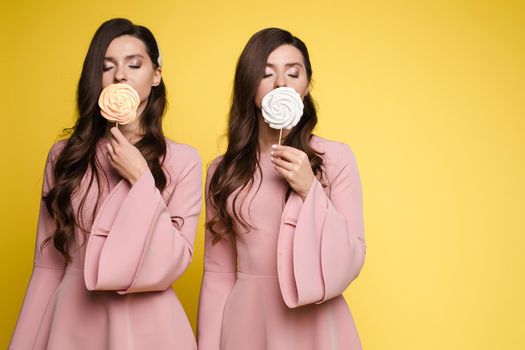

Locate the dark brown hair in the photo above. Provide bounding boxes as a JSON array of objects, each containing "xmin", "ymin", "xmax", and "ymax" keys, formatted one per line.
[
  {"xmin": 43, "ymin": 18, "xmax": 168, "ymax": 261},
  {"xmin": 207, "ymin": 27, "xmax": 324, "ymax": 242}
]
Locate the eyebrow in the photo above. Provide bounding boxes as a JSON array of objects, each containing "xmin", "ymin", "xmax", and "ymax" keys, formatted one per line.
[
  {"xmin": 104, "ymin": 54, "xmax": 145, "ymax": 61},
  {"xmin": 266, "ymin": 62, "xmax": 304, "ymax": 68}
]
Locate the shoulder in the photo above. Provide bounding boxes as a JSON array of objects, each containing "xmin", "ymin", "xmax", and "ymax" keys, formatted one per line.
[
  {"xmin": 163, "ymin": 138, "xmax": 202, "ymax": 178},
  {"xmin": 310, "ymin": 135, "xmax": 358, "ymax": 169},
  {"xmin": 204, "ymin": 155, "xmax": 224, "ymax": 182},
  {"xmin": 40, "ymin": 139, "xmax": 68, "ymax": 187},
  {"xmin": 46, "ymin": 139, "xmax": 68, "ymax": 165},
  {"xmin": 207, "ymin": 155, "xmax": 223, "ymax": 172},
  {"xmin": 310, "ymin": 135, "xmax": 361, "ymax": 187},
  {"xmin": 164, "ymin": 138, "xmax": 201, "ymax": 166}
]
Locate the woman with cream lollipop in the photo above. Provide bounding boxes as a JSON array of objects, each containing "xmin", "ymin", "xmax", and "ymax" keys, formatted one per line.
[
  {"xmin": 198, "ymin": 27, "xmax": 365, "ymax": 350},
  {"xmin": 10, "ymin": 18, "xmax": 200, "ymax": 350}
]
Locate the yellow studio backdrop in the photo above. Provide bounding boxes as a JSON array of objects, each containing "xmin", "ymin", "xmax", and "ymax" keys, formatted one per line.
[{"xmin": 1, "ymin": 0, "xmax": 523, "ymax": 348}]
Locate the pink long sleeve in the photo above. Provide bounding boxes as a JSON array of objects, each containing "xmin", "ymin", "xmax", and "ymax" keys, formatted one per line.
[
  {"xmin": 84, "ymin": 148, "xmax": 202, "ymax": 293},
  {"xmin": 277, "ymin": 143, "xmax": 365, "ymax": 308},
  {"xmin": 10, "ymin": 143, "xmax": 67, "ymax": 350},
  {"xmin": 197, "ymin": 164, "xmax": 237, "ymax": 350}
]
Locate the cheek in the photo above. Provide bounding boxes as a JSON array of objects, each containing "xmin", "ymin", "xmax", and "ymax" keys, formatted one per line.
[
  {"xmin": 136, "ymin": 85, "xmax": 153, "ymax": 103},
  {"xmin": 255, "ymin": 81, "xmax": 273, "ymax": 108},
  {"xmin": 291, "ymin": 79, "xmax": 310, "ymax": 98},
  {"xmin": 101, "ymin": 74, "xmax": 113, "ymax": 89},
  {"xmin": 134, "ymin": 73, "xmax": 155, "ymax": 102}
]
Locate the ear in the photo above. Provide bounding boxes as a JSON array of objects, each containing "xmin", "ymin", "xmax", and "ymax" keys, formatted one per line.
[
  {"xmin": 305, "ymin": 82, "xmax": 311, "ymax": 96},
  {"xmin": 152, "ymin": 68, "xmax": 162, "ymax": 87}
]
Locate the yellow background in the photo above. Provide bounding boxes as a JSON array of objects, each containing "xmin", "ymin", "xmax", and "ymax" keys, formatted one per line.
[{"xmin": 1, "ymin": 0, "xmax": 523, "ymax": 349}]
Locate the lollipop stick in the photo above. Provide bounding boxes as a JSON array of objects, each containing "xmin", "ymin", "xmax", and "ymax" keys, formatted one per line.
[
  {"xmin": 278, "ymin": 128, "xmax": 283, "ymax": 146},
  {"xmin": 116, "ymin": 122, "xmax": 119, "ymax": 130}
]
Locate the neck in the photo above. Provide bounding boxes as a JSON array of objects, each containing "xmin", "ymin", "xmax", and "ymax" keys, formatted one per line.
[{"xmin": 257, "ymin": 115, "xmax": 290, "ymax": 154}]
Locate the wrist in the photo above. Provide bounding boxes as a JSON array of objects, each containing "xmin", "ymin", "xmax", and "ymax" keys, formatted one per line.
[
  {"xmin": 129, "ymin": 166, "xmax": 148, "ymax": 185},
  {"xmin": 299, "ymin": 178, "xmax": 314, "ymax": 201}
]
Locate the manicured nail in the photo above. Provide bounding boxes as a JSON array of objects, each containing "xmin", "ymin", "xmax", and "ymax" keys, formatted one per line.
[{"xmin": 271, "ymin": 144, "xmax": 278, "ymax": 149}]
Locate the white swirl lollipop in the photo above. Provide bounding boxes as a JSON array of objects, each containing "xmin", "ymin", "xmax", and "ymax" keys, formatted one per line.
[
  {"xmin": 262, "ymin": 87, "xmax": 304, "ymax": 129},
  {"xmin": 261, "ymin": 87, "xmax": 304, "ymax": 144},
  {"xmin": 98, "ymin": 83, "xmax": 140, "ymax": 127}
]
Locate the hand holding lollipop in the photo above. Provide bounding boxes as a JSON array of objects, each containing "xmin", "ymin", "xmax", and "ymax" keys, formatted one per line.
[
  {"xmin": 262, "ymin": 87, "xmax": 313, "ymax": 198},
  {"xmin": 261, "ymin": 87, "xmax": 304, "ymax": 144},
  {"xmin": 99, "ymin": 83, "xmax": 147, "ymax": 183},
  {"xmin": 98, "ymin": 83, "xmax": 140, "ymax": 127}
]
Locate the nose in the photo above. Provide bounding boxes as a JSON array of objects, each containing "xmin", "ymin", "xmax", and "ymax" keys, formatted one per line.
[
  {"xmin": 275, "ymin": 73, "xmax": 286, "ymax": 88},
  {"xmin": 114, "ymin": 65, "xmax": 127, "ymax": 83}
]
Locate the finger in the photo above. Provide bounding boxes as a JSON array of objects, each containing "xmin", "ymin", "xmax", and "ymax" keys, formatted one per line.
[
  {"xmin": 271, "ymin": 148, "xmax": 300, "ymax": 164},
  {"xmin": 109, "ymin": 127, "xmax": 128, "ymax": 144},
  {"xmin": 108, "ymin": 135, "xmax": 119, "ymax": 154},
  {"xmin": 105, "ymin": 144, "xmax": 114, "ymax": 162},
  {"xmin": 271, "ymin": 156, "xmax": 295, "ymax": 171},
  {"xmin": 272, "ymin": 163, "xmax": 293, "ymax": 180},
  {"xmin": 272, "ymin": 144, "xmax": 303, "ymax": 156}
]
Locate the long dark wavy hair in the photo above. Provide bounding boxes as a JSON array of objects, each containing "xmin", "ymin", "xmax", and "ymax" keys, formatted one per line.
[
  {"xmin": 207, "ymin": 28, "xmax": 325, "ymax": 242},
  {"xmin": 42, "ymin": 18, "xmax": 168, "ymax": 261}
]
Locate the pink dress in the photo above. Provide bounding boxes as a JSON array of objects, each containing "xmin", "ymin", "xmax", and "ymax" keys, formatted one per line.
[
  {"xmin": 10, "ymin": 138, "xmax": 201, "ymax": 350},
  {"xmin": 197, "ymin": 136, "xmax": 365, "ymax": 350}
]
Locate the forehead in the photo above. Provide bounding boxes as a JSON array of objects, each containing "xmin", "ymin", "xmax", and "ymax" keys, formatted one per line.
[
  {"xmin": 105, "ymin": 35, "xmax": 148, "ymax": 58},
  {"xmin": 266, "ymin": 44, "xmax": 305, "ymax": 65}
]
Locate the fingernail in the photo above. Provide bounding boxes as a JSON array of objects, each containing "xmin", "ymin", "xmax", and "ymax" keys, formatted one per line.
[
  {"xmin": 270, "ymin": 151, "xmax": 275, "ymax": 156},
  {"xmin": 271, "ymin": 144, "xmax": 277, "ymax": 149}
]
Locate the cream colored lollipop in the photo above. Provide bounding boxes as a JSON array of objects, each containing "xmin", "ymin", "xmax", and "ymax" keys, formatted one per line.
[
  {"xmin": 261, "ymin": 87, "xmax": 304, "ymax": 144},
  {"xmin": 98, "ymin": 83, "xmax": 140, "ymax": 126}
]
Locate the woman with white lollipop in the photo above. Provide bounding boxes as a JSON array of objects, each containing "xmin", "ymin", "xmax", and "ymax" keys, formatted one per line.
[
  {"xmin": 10, "ymin": 19, "xmax": 200, "ymax": 350},
  {"xmin": 198, "ymin": 28, "xmax": 365, "ymax": 350}
]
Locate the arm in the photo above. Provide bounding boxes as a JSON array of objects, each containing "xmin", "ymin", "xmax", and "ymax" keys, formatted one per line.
[
  {"xmin": 10, "ymin": 144, "xmax": 67, "ymax": 349},
  {"xmin": 277, "ymin": 143, "xmax": 366, "ymax": 308},
  {"xmin": 84, "ymin": 148, "xmax": 202, "ymax": 293},
  {"xmin": 197, "ymin": 164, "xmax": 237, "ymax": 350}
]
